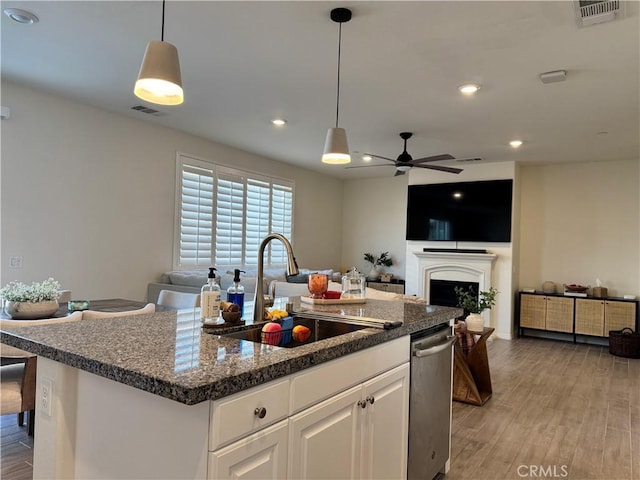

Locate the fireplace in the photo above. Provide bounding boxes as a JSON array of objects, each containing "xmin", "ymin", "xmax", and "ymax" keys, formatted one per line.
[
  {"xmin": 430, "ymin": 279, "xmax": 478, "ymax": 307},
  {"xmin": 409, "ymin": 250, "xmax": 497, "ymax": 327}
]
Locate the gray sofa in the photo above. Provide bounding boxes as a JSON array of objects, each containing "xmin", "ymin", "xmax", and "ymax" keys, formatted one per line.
[{"xmin": 147, "ymin": 268, "xmax": 339, "ymax": 303}]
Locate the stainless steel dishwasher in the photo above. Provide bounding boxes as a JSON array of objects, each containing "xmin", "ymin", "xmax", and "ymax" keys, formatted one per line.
[{"xmin": 408, "ymin": 323, "xmax": 456, "ymax": 480}]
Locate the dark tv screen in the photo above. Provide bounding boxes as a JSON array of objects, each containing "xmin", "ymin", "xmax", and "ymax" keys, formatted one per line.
[{"xmin": 406, "ymin": 179, "xmax": 513, "ymax": 242}]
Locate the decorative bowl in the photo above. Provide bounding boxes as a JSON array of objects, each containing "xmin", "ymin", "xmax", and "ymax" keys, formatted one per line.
[{"xmin": 564, "ymin": 284, "xmax": 589, "ymax": 293}]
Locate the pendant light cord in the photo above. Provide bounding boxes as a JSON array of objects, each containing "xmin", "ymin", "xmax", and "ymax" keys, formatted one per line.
[
  {"xmin": 335, "ymin": 22, "xmax": 342, "ymax": 128},
  {"xmin": 161, "ymin": 0, "xmax": 166, "ymax": 41}
]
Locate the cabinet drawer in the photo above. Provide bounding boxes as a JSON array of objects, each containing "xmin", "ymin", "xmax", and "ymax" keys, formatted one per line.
[
  {"xmin": 209, "ymin": 379, "xmax": 289, "ymax": 450},
  {"xmin": 289, "ymin": 336, "xmax": 409, "ymax": 414}
]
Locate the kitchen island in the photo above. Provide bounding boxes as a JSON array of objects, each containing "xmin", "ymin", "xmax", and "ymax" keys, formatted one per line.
[{"xmin": 1, "ymin": 298, "xmax": 461, "ymax": 479}]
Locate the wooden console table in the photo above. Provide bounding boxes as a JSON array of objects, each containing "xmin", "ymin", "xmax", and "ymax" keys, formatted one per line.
[{"xmin": 453, "ymin": 327, "xmax": 494, "ymax": 406}]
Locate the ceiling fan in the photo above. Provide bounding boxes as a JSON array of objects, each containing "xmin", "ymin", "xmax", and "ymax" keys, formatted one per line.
[{"xmin": 346, "ymin": 132, "xmax": 466, "ymax": 176}]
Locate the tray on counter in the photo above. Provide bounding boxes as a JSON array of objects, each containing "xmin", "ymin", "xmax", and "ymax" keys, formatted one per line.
[{"xmin": 300, "ymin": 296, "xmax": 366, "ymax": 305}]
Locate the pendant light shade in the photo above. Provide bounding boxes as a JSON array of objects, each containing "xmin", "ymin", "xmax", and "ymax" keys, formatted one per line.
[
  {"xmin": 322, "ymin": 8, "xmax": 352, "ymax": 164},
  {"xmin": 134, "ymin": 0, "xmax": 183, "ymax": 106},
  {"xmin": 135, "ymin": 41, "xmax": 183, "ymax": 105},
  {"xmin": 322, "ymin": 127, "xmax": 350, "ymax": 164}
]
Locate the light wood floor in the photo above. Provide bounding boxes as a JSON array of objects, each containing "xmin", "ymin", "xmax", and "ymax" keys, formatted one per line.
[
  {"xmin": 1, "ymin": 337, "xmax": 638, "ymax": 480},
  {"xmin": 448, "ymin": 337, "xmax": 640, "ymax": 480},
  {"xmin": 0, "ymin": 413, "xmax": 34, "ymax": 480}
]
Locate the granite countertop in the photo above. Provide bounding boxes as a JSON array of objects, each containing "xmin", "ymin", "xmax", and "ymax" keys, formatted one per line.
[{"xmin": 0, "ymin": 298, "xmax": 461, "ymax": 405}]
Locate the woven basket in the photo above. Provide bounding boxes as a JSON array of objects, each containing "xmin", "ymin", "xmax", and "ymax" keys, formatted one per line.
[{"xmin": 609, "ymin": 328, "xmax": 640, "ymax": 359}]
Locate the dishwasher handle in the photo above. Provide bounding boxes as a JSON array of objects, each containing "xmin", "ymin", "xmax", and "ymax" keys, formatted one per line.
[{"xmin": 413, "ymin": 335, "xmax": 456, "ymax": 358}]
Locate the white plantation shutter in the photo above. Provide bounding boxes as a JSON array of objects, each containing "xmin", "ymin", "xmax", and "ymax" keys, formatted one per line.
[
  {"xmin": 179, "ymin": 163, "xmax": 214, "ymax": 268},
  {"xmin": 174, "ymin": 154, "xmax": 294, "ymax": 270},
  {"xmin": 215, "ymin": 171, "xmax": 245, "ymax": 267},
  {"xmin": 270, "ymin": 184, "xmax": 293, "ymax": 264}
]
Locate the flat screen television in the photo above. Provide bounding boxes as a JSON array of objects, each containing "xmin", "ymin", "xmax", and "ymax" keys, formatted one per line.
[{"xmin": 406, "ymin": 179, "xmax": 513, "ymax": 242}]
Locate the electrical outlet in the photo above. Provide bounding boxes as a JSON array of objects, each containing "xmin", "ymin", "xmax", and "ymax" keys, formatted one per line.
[
  {"xmin": 40, "ymin": 377, "xmax": 53, "ymax": 417},
  {"xmin": 9, "ymin": 256, "xmax": 23, "ymax": 268}
]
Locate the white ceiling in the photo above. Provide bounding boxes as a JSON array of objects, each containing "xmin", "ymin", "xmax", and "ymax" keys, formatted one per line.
[{"xmin": 1, "ymin": 1, "xmax": 639, "ymax": 179}]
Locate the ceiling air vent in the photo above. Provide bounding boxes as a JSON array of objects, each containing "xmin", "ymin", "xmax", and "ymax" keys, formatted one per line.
[
  {"xmin": 574, "ymin": 0, "xmax": 624, "ymax": 27},
  {"xmin": 456, "ymin": 157, "xmax": 483, "ymax": 163},
  {"xmin": 131, "ymin": 105, "xmax": 165, "ymax": 116}
]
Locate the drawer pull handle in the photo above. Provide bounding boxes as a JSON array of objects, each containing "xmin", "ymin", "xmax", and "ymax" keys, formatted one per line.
[
  {"xmin": 357, "ymin": 400, "xmax": 367, "ymax": 409},
  {"xmin": 366, "ymin": 395, "xmax": 375, "ymax": 405},
  {"xmin": 254, "ymin": 407, "xmax": 267, "ymax": 419}
]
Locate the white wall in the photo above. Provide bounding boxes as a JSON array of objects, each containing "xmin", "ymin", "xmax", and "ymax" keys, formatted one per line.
[
  {"xmin": 340, "ymin": 176, "xmax": 408, "ymax": 278},
  {"xmin": 519, "ymin": 159, "xmax": 639, "ymax": 297},
  {"xmin": 1, "ymin": 81, "xmax": 343, "ymax": 301}
]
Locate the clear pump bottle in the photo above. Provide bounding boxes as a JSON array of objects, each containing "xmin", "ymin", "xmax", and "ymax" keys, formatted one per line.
[
  {"xmin": 227, "ymin": 269, "xmax": 246, "ymax": 316},
  {"xmin": 201, "ymin": 267, "xmax": 221, "ymax": 324}
]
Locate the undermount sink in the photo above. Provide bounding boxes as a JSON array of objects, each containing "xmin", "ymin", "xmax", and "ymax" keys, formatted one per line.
[{"xmin": 223, "ymin": 315, "xmax": 367, "ymax": 348}]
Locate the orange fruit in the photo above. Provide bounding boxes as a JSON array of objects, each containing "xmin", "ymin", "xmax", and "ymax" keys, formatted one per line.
[{"xmin": 292, "ymin": 325, "xmax": 311, "ymax": 343}]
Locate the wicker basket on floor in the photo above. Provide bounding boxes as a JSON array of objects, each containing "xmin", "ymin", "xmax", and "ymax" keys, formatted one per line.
[{"xmin": 609, "ymin": 328, "xmax": 640, "ymax": 359}]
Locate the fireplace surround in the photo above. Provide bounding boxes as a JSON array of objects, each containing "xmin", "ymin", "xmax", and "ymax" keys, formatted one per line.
[{"xmin": 410, "ymin": 250, "xmax": 497, "ymax": 328}]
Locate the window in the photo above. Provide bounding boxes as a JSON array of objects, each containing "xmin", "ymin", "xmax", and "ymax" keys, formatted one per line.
[{"xmin": 175, "ymin": 153, "xmax": 294, "ymax": 270}]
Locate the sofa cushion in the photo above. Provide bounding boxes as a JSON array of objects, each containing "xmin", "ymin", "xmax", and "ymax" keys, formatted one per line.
[
  {"xmin": 168, "ymin": 271, "xmax": 208, "ymax": 287},
  {"xmin": 286, "ymin": 273, "xmax": 309, "ymax": 283}
]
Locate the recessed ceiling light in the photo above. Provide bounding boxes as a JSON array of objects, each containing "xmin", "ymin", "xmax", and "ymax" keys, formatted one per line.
[
  {"xmin": 4, "ymin": 8, "xmax": 39, "ymax": 24},
  {"xmin": 458, "ymin": 84, "xmax": 481, "ymax": 95},
  {"xmin": 362, "ymin": 155, "xmax": 372, "ymax": 162},
  {"xmin": 510, "ymin": 140, "xmax": 523, "ymax": 148},
  {"xmin": 271, "ymin": 118, "xmax": 287, "ymax": 126}
]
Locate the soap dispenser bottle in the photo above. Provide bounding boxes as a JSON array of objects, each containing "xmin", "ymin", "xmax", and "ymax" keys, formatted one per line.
[
  {"xmin": 201, "ymin": 267, "xmax": 221, "ymax": 324},
  {"xmin": 227, "ymin": 269, "xmax": 246, "ymax": 316}
]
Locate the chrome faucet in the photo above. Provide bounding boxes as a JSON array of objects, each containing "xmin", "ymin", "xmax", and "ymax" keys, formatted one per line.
[{"xmin": 253, "ymin": 233, "xmax": 299, "ymax": 323}]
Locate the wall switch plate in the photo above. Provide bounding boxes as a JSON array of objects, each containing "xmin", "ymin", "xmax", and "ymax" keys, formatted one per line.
[
  {"xmin": 40, "ymin": 377, "xmax": 53, "ymax": 417},
  {"xmin": 9, "ymin": 256, "xmax": 23, "ymax": 268}
]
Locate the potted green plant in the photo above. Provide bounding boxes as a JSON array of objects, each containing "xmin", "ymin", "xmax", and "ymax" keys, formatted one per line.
[
  {"xmin": 364, "ymin": 251, "xmax": 393, "ymax": 280},
  {"xmin": 0, "ymin": 277, "xmax": 62, "ymax": 319},
  {"xmin": 454, "ymin": 285, "xmax": 499, "ymax": 332}
]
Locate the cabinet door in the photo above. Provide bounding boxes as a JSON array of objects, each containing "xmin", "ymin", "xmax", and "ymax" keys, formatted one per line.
[
  {"xmin": 545, "ymin": 296, "xmax": 574, "ymax": 333},
  {"xmin": 209, "ymin": 420, "xmax": 288, "ymax": 480},
  {"xmin": 575, "ymin": 299, "xmax": 605, "ymax": 336},
  {"xmin": 520, "ymin": 294, "xmax": 546, "ymax": 329},
  {"xmin": 604, "ymin": 301, "xmax": 636, "ymax": 333},
  {"xmin": 361, "ymin": 363, "xmax": 409, "ymax": 480},
  {"xmin": 289, "ymin": 385, "xmax": 362, "ymax": 480}
]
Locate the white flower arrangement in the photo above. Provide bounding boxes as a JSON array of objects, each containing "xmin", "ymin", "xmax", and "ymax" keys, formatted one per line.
[{"xmin": 0, "ymin": 277, "xmax": 61, "ymax": 302}]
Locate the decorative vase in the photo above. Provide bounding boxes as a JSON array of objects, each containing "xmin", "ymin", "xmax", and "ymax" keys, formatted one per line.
[
  {"xmin": 4, "ymin": 300, "xmax": 59, "ymax": 320},
  {"xmin": 367, "ymin": 265, "xmax": 380, "ymax": 280},
  {"xmin": 465, "ymin": 313, "xmax": 485, "ymax": 332}
]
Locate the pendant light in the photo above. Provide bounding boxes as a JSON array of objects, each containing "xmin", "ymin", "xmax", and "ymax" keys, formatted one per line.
[
  {"xmin": 134, "ymin": 0, "xmax": 183, "ymax": 106},
  {"xmin": 322, "ymin": 8, "xmax": 352, "ymax": 164}
]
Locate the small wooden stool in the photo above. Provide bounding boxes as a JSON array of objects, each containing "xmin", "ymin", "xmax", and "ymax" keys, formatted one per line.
[{"xmin": 453, "ymin": 327, "xmax": 494, "ymax": 406}]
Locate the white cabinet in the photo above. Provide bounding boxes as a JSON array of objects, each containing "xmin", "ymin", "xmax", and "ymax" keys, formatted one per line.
[
  {"xmin": 289, "ymin": 385, "xmax": 362, "ymax": 479},
  {"xmin": 289, "ymin": 363, "xmax": 410, "ymax": 480},
  {"xmin": 209, "ymin": 420, "xmax": 289, "ymax": 480},
  {"xmin": 209, "ymin": 337, "xmax": 411, "ymax": 480},
  {"xmin": 361, "ymin": 364, "xmax": 409, "ymax": 480}
]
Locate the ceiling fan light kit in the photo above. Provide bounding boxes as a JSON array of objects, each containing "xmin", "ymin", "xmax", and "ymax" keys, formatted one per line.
[
  {"xmin": 134, "ymin": 0, "xmax": 184, "ymax": 106},
  {"xmin": 322, "ymin": 7, "xmax": 352, "ymax": 165}
]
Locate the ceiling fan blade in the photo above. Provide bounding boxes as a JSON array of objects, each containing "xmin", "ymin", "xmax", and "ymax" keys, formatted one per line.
[
  {"xmin": 410, "ymin": 154, "xmax": 456, "ymax": 165},
  {"xmin": 345, "ymin": 164, "xmax": 393, "ymax": 169},
  {"xmin": 364, "ymin": 153, "xmax": 397, "ymax": 163},
  {"xmin": 394, "ymin": 169, "xmax": 406, "ymax": 177},
  {"xmin": 414, "ymin": 164, "xmax": 463, "ymax": 174}
]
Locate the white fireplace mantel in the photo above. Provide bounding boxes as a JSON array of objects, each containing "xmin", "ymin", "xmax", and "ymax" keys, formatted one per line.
[{"xmin": 410, "ymin": 250, "xmax": 498, "ymax": 326}]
